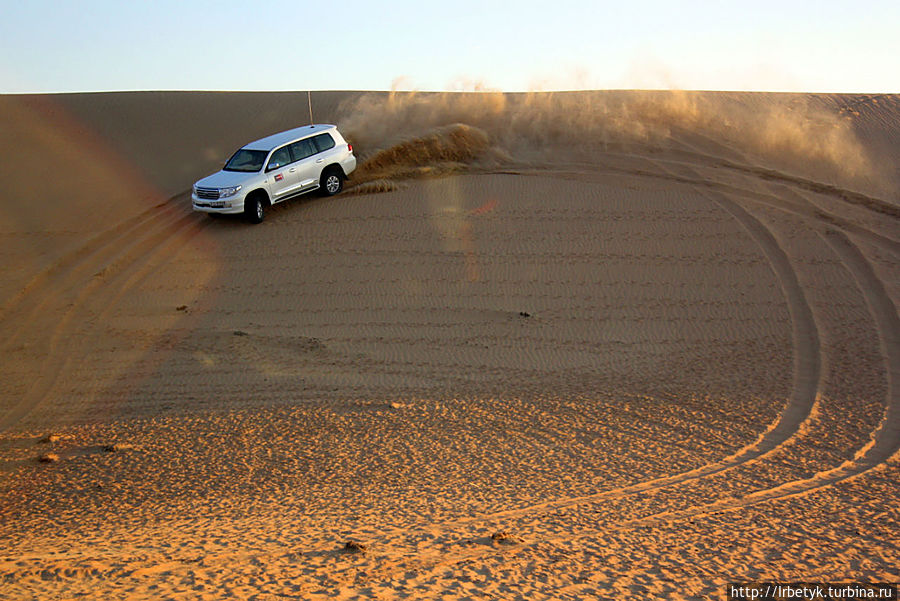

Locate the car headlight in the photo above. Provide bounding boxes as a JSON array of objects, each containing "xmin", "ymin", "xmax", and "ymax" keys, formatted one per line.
[{"xmin": 219, "ymin": 185, "xmax": 242, "ymax": 198}]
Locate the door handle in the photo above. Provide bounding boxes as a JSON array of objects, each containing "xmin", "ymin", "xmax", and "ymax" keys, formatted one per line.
[
  {"xmin": 289, "ymin": 168, "xmax": 296, "ymax": 172},
  {"xmin": 316, "ymin": 158, "xmax": 325, "ymax": 163}
]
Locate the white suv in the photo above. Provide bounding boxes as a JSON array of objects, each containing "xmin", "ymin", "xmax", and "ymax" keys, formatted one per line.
[{"xmin": 192, "ymin": 124, "xmax": 357, "ymax": 223}]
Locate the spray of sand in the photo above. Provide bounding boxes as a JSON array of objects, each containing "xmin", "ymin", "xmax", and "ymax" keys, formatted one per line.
[{"xmin": 336, "ymin": 90, "xmax": 875, "ymax": 188}]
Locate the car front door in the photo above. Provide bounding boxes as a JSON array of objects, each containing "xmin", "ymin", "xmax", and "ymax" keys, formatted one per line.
[{"xmin": 265, "ymin": 145, "xmax": 301, "ymax": 201}]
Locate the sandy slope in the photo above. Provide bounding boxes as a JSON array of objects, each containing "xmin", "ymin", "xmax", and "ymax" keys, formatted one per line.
[{"xmin": 0, "ymin": 91, "xmax": 898, "ymax": 600}]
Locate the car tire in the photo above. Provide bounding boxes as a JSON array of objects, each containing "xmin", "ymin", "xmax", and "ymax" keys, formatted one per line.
[
  {"xmin": 321, "ymin": 168, "xmax": 343, "ymax": 197},
  {"xmin": 245, "ymin": 195, "xmax": 264, "ymax": 224}
]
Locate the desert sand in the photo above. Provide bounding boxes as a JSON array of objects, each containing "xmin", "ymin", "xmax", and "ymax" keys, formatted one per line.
[{"xmin": 0, "ymin": 90, "xmax": 898, "ymax": 599}]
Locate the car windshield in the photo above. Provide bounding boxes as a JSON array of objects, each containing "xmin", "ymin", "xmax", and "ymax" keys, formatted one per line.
[{"xmin": 223, "ymin": 149, "xmax": 268, "ymax": 172}]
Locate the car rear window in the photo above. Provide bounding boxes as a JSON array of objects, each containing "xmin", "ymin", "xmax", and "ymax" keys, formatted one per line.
[
  {"xmin": 312, "ymin": 133, "xmax": 336, "ymax": 152},
  {"xmin": 290, "ymin": 138, "xmax": 317, "ymax": 161},
  {"xmin": 223, "ymin": 149, "xmax": 268, "ymax": 172}
]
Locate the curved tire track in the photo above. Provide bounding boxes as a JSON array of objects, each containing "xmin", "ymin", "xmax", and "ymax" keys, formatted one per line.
[
  {"xmin": 257, "ymin": 162, "xmax": 830, "ymax": 588},
  {"xmin": 0, "ymin": 197, "xmax": 207, "ymax": 432},
  {"xmin": 586, "ymin": 227, "xmax": 900, "ymax": 529},
  {"xmin": 432, "ymin": 167, "xmax": 825, "ymax": 525},
  {"xmin": 317, "ymin": 162, "xmax": 898, "ymax": 587}
]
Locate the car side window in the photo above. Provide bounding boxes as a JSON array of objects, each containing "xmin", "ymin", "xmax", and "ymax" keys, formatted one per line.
[
  {"xmin": 290, "ymin": 138, "xmax": 317, "ymax": 161},
  {"xmin": 266, "ymin": 146, "xmax": 292, "ymax": 171},
  {"xmin": 313, "ymin": 133, "xmax": 336, "ymax": 153}
]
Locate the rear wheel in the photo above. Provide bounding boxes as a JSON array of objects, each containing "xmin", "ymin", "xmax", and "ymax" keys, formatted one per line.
[
  {"xmin": 321, "ymin": 168, "xmax": 343, "ymax": 196},
  {"xmin": 244, "ymin": 194, "xmax": 264, "ymax": 224}
]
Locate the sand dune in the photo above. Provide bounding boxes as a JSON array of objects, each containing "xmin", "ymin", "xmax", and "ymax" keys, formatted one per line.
[{"xmin": 1, "ymin": 90, "xmax": 898, "ymax": 599}]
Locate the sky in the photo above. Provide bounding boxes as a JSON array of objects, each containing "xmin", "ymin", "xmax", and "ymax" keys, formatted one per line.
[{"xmin": 1, "ymin": 0, "xmax": 898, "ymax": 93}]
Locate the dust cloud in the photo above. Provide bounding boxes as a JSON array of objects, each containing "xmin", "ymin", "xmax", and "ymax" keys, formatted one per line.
[{"xmin": 336, "ymin": 90, "xmax": 875, "ymax": 186}]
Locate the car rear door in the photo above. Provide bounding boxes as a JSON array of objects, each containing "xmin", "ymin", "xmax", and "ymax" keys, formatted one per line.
[
  {"xmin": 289, "ymin": 138, "xmax": 321, "ymax": 191},
  {"xmin": 311, "ymin": 132, "xmax": 339, "ymax": 166}
]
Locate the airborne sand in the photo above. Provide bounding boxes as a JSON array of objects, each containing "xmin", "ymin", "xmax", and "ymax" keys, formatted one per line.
[{"xmin": 0, "ymin": 91, "xmax": 898, "ymax": 599}]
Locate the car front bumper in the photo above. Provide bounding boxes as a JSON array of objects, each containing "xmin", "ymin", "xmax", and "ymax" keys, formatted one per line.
[{"xmin": 192, "ymin": 193, "xmax": 246, "ymax": 215}]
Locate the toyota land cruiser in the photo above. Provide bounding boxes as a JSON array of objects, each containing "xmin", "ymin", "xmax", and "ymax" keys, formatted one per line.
[{"xmin": 192, "ymin": 124, "xmax": 357, "ymax": 223}]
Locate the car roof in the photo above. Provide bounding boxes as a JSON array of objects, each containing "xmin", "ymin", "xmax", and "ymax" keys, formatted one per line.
[{"xmin": 243, "ymin": 124, "xmax": 336, "ymax": 151}]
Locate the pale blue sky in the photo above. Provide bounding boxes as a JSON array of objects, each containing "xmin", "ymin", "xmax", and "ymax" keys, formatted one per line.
[{"xmin": 1, "ymin": 0, "xmax": 897, "ymax": 93}]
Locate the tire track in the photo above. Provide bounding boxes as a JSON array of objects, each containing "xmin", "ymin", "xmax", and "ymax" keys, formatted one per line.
[
  {"xmin": 660, "ymin": 156, "xmax": 899, "ymax": 256},
  {"xmin": 389, "ymin": 169, "xmax": 897, "ymax": 581},
  {"xmin": 563, "ymin": 226, "xmax": 900, "ymax": 530},
  {"xmin": 310, "ymin": 162, "xmax": 897, "ymax": 588},
  {"xmin": 0, "ymin": 196, "xmax": 207, "ymax": 432},
  {"xmin": 416, "ymin": 165, "xmax": 822, "ymax": 521},
  {"xmin": 216, "ymin": 161, "xmax": 828, "ymax": 587},
  {"xmin": 2, "ymin": 202, "xmax": 185, "ymax": 347},
  {"xmin": 0, "ymin": 202, "xmax": 171, "ymax": 319},
  {"xmin": 632, "ymin": 138, "xmax": 900, "ymax": 255},
  {"xmin": 494, "ymin": 156, "xmax": 899, "ymax": 258},
  {"xmin": 631, "ymin": 161, "xmax": 899, "ymax": 494},
  {"xmin": 5, "ymin": 165, "xmax": 896, "ymax": 597},
  {"xmin": 42, "ymin": 208, "xmax": 215, "ymax": 420}
]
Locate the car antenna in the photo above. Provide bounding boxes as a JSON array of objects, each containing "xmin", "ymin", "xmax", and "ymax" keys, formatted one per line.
[{"xmin": 307, "ymin": 90, "xmax": 314, "ymax": 126}]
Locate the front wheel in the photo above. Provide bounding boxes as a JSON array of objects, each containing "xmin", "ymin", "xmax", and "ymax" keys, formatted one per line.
[
  {"xmin": 321, "ymin": 169, "xmax": 343, "ymax": 196},
  {"xmin": 244, "ymin": 195, "xmax": 264, "ymax": 224}
]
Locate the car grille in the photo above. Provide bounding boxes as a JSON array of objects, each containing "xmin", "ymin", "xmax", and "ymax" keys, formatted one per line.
[{"xmin": 196, "ymin": 187, "xmax": 220, "ymax": 200}]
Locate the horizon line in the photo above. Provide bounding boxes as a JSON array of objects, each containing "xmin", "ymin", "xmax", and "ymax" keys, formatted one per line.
[{"xmin": 2, "ymin": 87, "xmax": 898, "ymax": 96}]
